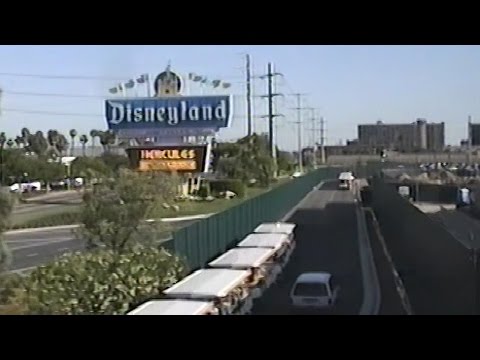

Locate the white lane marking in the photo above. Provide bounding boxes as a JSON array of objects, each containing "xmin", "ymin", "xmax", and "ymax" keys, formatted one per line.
[
  {"xmin": 9, "ymin": 238, "xmax": 76, "ymax": 251},
  {"xmin": 26, "ymin": 253, "xmax": 38, "ymax": 257},
  {"xmin": 5, "ymin": 236, "xmax": 73, "ymax": 244},
  {"xmin": 9, "ymin": 266, "xmax": 37, "ymax": 274}
]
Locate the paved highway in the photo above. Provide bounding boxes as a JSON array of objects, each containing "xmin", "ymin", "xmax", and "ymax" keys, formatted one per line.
[
  {"xmin": 5, "ymin": 219, "xmax": 198, "ymax": 273},
  {"xmin": 251, "ymin": 181, "xmax": 364, "ymax": 315}
]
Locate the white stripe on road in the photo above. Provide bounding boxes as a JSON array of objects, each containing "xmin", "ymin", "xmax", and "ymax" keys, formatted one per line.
[
  {"xmin": 9, "ymin": 238, "xmax": 76, "ymax": 251},
  {"xmin": 5, "ymin": 213, "xmax": 214, "ymax": 235},
  {"xmin": 5, "ymin": 236, "xmax": 73, "ymax": 244},
  {"xmin": 9, "ymin": 266, "xmax": 37, "ymax": 274}
]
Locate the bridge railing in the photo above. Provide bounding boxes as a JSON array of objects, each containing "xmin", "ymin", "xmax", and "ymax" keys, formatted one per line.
[{"xmin": 161, "ymin": 167, "xmax": 340, "ymax": 271}]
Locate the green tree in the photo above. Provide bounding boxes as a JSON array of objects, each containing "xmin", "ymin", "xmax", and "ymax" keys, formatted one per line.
[
  {"xmin": 20, "ymin": 245, "xmax": 187, "ymax": 315},
  {"xmin": 215, "ymin": 134, "xmax": 275, "ymax": 186},
  {"xmin": 99, "ymin": 153, "xmax": 129, "ymax": 174},
  {"xmin": 0, "ymin": 192, "xmax": 13, "ymax": 273},
  {"xmin": 71, "ymin": 156, "xmax": 111, "ymax": 181},
  {"xmin": 76, "ymin": 169, "xmax": 179, "ymax": 253},
  {"xmin": 28, "ymin": 131, "xmax": 48, "ymax": 157},
  {"xmin": 47, "ymin": 130, "xmax": 69, "ymax": 158}
]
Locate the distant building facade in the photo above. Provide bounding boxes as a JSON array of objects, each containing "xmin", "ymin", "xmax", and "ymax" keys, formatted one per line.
[{"xmin": 357, "ymin": 119, "xmax": 445, "ymax": 152}]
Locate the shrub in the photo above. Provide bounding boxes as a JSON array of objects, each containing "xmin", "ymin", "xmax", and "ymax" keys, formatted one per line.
[
  {"xmin": 197, "ymin": 183, "xmax": 210, "ymax": 198},
  {"xmin": 20, "ymin": 245, "xmax": 187, "ymax": 315},
  {"xmin": 209, "ymin": 179, "xmax": 246, "ymax": 198}
]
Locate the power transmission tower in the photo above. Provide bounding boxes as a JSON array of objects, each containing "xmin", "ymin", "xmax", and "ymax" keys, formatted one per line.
[
  {"xmin": 290, "ymin": 93, "xmax": 308, "ymax": 173},
  {"xmin": 245, "ymin": 54, "xmax": 253, "ymax": 136},
  {"xmin": 259, "ymin": 63, "xmax": 283, "ymax": 161}
]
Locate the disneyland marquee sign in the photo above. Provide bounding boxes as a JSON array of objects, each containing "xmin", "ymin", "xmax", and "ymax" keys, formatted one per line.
[
  {"xmin": 105, "ymin": 95, "xmax": 232, "ymax": 131},
  {"xmin": 126, "ymin": 145, "xmax": 210, "ymax": 174}
]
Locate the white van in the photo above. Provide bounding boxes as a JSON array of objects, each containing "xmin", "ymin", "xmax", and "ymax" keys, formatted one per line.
[{"xmin": 290, "ymin": 272, "xmax": 339, "ymax": 309}]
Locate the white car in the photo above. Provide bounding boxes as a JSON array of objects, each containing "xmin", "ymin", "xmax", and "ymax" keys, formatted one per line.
[{"xmin": 290, "ymin": 272, "xmax": 339, "ymax": 309}]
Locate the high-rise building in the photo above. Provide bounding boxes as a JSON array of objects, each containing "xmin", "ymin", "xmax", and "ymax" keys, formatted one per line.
[
  {"xmin": 470, "ymin": 122, "xmax": 480, "ymax": 147},
  {"xmin": 358, "ymin": 119, "xmax": 445, "ymax": 152}
]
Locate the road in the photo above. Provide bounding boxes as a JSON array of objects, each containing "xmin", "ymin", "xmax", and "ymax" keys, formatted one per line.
[
  {"xmin": 251, "ymin": 181, "xmax": 364, "ymax": 315},
  {"xmin": 5, "ymin": 219, "xmax": 198, "ymax": 273}
]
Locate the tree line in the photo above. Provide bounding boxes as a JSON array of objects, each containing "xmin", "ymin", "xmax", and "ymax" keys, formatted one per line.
[{"xmin": 0, "ymin": 131, "xmax": 298, "ymax": 314}]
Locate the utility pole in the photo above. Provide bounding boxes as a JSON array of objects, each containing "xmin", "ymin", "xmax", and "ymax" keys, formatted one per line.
[
  {"xmin": 245, "ymin": 54, "xmax": 253, "ymax": 137},
  {"xmin": 320, "ymin": 116, "xmax": 326, "ymax": 165},
  {"xmin": 260, "ymin": 63, "xmax": 283, "ymax": 173},
  {"xmin": 291, "ymin": 93, "xmax": 308, "ymax": 173},
  {"xmin": 304, "ymin": 107, "xmax": 318, "ymax": 169},
  {"xmin": 468, "ymin": 115, "xmax": 472, "ymax": 165}
]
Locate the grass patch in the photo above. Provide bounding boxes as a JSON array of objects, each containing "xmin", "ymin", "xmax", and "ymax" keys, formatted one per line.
[{"xmin": 9, "ymin": 178, "xmax": 291, "ymax": 230}]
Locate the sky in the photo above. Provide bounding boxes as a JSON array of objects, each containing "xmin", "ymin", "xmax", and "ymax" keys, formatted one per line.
[{"xmin": 0, "ymin": 45, "xmax": 479, "ymax": 151}]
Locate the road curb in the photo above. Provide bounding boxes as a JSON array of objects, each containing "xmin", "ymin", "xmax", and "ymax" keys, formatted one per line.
[{"xmin": 5, "ymin": 213, "xmax": 215, "ymax": 235}]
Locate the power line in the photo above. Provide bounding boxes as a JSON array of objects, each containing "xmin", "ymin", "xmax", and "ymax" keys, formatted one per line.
[
  {"xmin": 0, "ymin": 90, "xmax": 247, "ymax": 100},
  {"xmin": 2, "ymin": 108, "xmax": 103, "ymax": 117},
  {"xmin": 0, "ymin": 70, "xmax": 245, "ymax": 81}
]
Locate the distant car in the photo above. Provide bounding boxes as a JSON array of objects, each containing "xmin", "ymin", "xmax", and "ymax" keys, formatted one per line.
[
  {"xmin": 291, "ymin": 172, "xmax": 303, "ymax": 178},
  {"xmin": 290, "ymin": 272, "xmax": 339, "ymax": 309}
]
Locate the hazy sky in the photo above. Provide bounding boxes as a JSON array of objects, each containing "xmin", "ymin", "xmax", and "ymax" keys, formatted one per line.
[{"xmin": 0, "ymin": 45, "xmax": 479, "ymax": 150}]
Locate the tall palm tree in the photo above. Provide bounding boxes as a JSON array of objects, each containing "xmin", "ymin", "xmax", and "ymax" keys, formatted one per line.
[
  {"xmin": 89, "ymin": 129, "xmax": 99, "ymax": 157},
  {"xmin": 69, "ymin": 129, "xmax": 77, "ymax": 156},
  {"xmin": 79, "ymin": 135, "xmax": 88, "ymax": 157}
]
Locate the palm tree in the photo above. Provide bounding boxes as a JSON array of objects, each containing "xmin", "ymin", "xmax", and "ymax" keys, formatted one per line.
[
  {"xmin": 79, "ymin": 135, "xmax": 88, "ymax": 157},
  {"xmin": 89, "ymin": 129, "xmax": 99, "ymax": 157},
  {"xmin": 0, "ymin": 132, "xmax": 6, "ymax": 150},
  {"xmin": 21, "ymin": 127, "xmax": 31, "ymax": 152},
  {"xmin": 69, "ymin": 129, "xmax": 77, "ymax": 156},
  {"xmin": 14, "ymin": 136, "xmax": 23, "ymax": 148},
  {"xmin": 99, "ymin": 130, "xmax": 116, "ymax": 154},
  {"xmin": 0, "ymin": 133, "xmax": 6, "ymax": 185}
]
